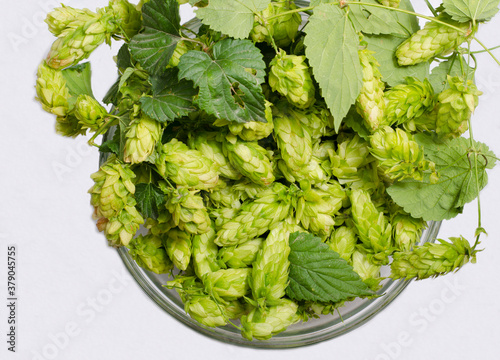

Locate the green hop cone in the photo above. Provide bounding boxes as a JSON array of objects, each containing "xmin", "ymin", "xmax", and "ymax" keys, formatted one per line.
[
  {"xmin": 116, "ymin": 69, "xmax": 151, "ymax": 113},
  {"xmin": 45, "ymin": 6, "xmax": 96, "ymax": 36},
  {"xmin": 241, "ymin": 299, "xmax": 300, "ymax": 341},
  {"xmin": 313, "ymin": 140, "xmax": 335, "ymax": 162},
  {"xmin": 299, "ymin": 103, "xmax": 336, "ymax": 140},
  {"xmin": 188, "ymin": 132, "xmax": 241, "ymax": 180},
  {"xmin": 328, "ymin": 225, "xmax": 357, "ymax": 262},
  {"xmin": 250, "ymin": 0, "xmax": 301, "ymax": 47},
  {"xmin": 396, "ymin": 13, "xmax": 473, "ymax": 66},
  {"xmin": 435, "ymin": 76, "xmax": 482, "ymax": 139},
  {"xmin": 35, "ymin": 62, "xmax": 71, "ymax": 117},
  {"xmin": 163, "ymin": 228, "xmax": 192, "ymax": 271},
  {"xmin": 97, "ymin": 205, "xmax": 144, "ymax": 247},
  {"xmin": 269, "ymin": 50, "xmax": 315, "ymax": 109},
  {"xmin": 127, "ymin": 233, "xmax": 173, "ymax": 274},
  {"xmin": 124, "ymin": 114, "xmax": 162, "ymax": 164},
  {"xmin": 108, "ymin": 0, "xmax": 142, "ymax": 39},
  {"xmin": 296, "ymin": 182, "xmax": 346, "ymax": 238},
  {"xmin": 156, "ymin": 139, "xmax": 220, "ymax": 190},
  {"xmin": 391, "ymin": 236, "xmax": 478, "ymax": 280},
  {"xmin": 206, "ymin": 184, "xmax": 243, "ymax": 209},
  {"xmin": 218, "ymin": 238, "xmax": 264, "ymax": 269},
  {"xmin": 356, "ymin": 49, "xmax": 387, "ymax": 131},
  {"xmin": 89, "ymin": 159, "xmax": 136, "ymax": 219},
  {"xmin": 192, "ymin": 224, "xmax": 220, "ymax": 280},
  {"xmin": 350, "ymin": 188, "xmax": 392, "ymax": 264},
  {"xmin": 391, "ymin": 212, "xmax": 427, "ymax": 252},
  {"xmin": 250, "ymin": 221, "xmax": 302, "ymax": 307},
  {"xmin": 145, "ymin": 210, "xmax": 174, "ymax": 236},
  {"xmin": 214, "ymin": 182, "xmax": 295, "ymax": 246},
  {"xmin": 165, "ymin": 187, "xmax": 211, "ymax": 235},
  {"xmin": 352, "ymin": 249, "xmax": 382, "ymax": 291},
  {"xmin": 168, "ymin": 40, "xmax": 190, "ymax": 68},
  {"xmin": 222, "ymin": 133, "xmax": 275, "ymax": 186},
  {"xmin": 204, "ymin": 268, "xmax": 251, "ymax": 301},
  {"xmin": 46, "ymin": 7, "xmax": 118, "ymax": 69},
  {"xmin": 376, "ymin": 0, "xmax": 401, "ymax": 7},
  {"xmin": 385, "ymin": 77, "xmax": 436, "ymax": 126},
  {"xmin": 74, "ymin": 94, "xmax": 108, "ymax": 131},
  {"xmin": 370, "ymin": 126, "xmax": 438, "ymax": 182},
  {"xmin": 54, "ymin": 115, "xmax": 86, "ymax": 137}
]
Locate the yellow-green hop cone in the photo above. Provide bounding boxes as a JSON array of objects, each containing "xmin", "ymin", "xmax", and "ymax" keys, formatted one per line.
[
  {"xmin": 250, "ymin": 0, "xmax": 301, "ymax": 47},
  {"xmin": 165, "ymin": 187, "xmax": 210, "ymax": 235},
  {"xmin": 124, "ymin": 115, "xmax": 162, "ymax": 164},
  {"xmin": 74, "ymin": 94, "xmax": 108, "ymax": 131},
  {"xmin": 391, "ymin": 212, "xmax": 427, "ymax": 252},
  {"xmin": 192, "ymin": 225, "xmax": 220, "ymax": 280},
  {"xmin": 97, "ymin": 205, "xmax": 144, "ymax": 247},
  {"xmin": 127, "ymin": 233, "xmax": 173, "ymax": 274},
  {"xmin": 269, "ymin": 50, "xmax": 315, "ymax": 109},
  {"xmin": 54, "ymin": 115, "xmax": 86, "ymax": 137},
  {"xmin": 313, "ymin": 140, "xmax": 335, "ymax": 162},
  {"xmin": 352, "ymin": 249, "xmax": 382, "ymax": 291},
  {"xmin": 241, "ymin": 299, "xmax": 300, "ymax": 341},
  {"xmin": 188, "ymin": 132, "xmax": 241, "ymax": 180},
  {"xmin": 35, "ymin": 62, "xmax": 71, "ymax": 117},
  {"xmin": 396, "ymin": 13, "xmax": 472, "ymax": 66},
  {"xmin": 204, "ymin": 268, "xmax": 251, "ymax": 301},
  {"xmin": 164, "ymin": 228, "xmax": 192, "ymax": 271},
  {"xmin": 377, "ymin": 0, "xmax": 401, "ymax": 7},
  {"xmin": 391, "ymin": 236, "xmax": 477, "ymax": 280},
  {"xmin": 217, "ymin": 101, "xmax": 274, "ymax": 141},
  {"xmin": 435, "ymin": 76, "xmax": 482, "ymax": 139},
  {"xmin": 214, "ymin": 182, "xmax": 294, "ymax": 246},
  {"xmin": 250, "ymin": 222, "xmax": 302, "ymax": 307},
  {"xmin": 222, "ymin": 133, "xmax": 275, "ymax": 186},
  {"xmin": 206, "ymin": 185, "xmax": 243, "ymax": 209},
  {"xmin": 168, "ymin": 40, "xmax": 190, "ymax": 68},
  {"xmin": 299, "ymin": 103, "xmax": 336, "ymax": 139},
  {"xmin": 108, "ymin": 0, "xmax": 142, "ymax": 39},
  {"xmin": 350, "ymin": 189, "xmax": 392, "ymax": 264},
  {"xmin": 370, "ymin": 126, "xmax": 438, "ymax": 182},
  {"xmin": 328, "ymin": 225, "xmax": 357, "ymax": 262},
  {"xmin": 45, "ymin": 6, "xmax": 96, "ymax": 36},
  {"xmin": 356, "ymin": 49, "xmax": 387, "ymax": 131},
  {"xmin": 385, "ymin": 77, "xmax": 436, "ymax": 126},
  {"xmin": 89, "ymin": 159, "xmax": 136, "ymax": 219},
  {"xmin": 218, "ymin": 238, "xmax": 264, "ymax": 269},
  {"xmin": 145, "ymin": 210, "xmax": 174, "ymax": 236},
  {"xmin": 156, "ymin": 139, "xmax": 220, "ymax": 190}
]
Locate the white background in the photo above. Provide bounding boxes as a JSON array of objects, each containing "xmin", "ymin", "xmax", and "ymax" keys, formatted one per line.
[{"xmin": 1, "ymin": 1, "xmax": 500, "ymax": 359}]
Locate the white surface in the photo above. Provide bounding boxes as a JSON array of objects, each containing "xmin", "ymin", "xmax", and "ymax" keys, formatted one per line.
[{"xmin": 1, "ymin": 1, "xmax": 500, "ymax": 359}]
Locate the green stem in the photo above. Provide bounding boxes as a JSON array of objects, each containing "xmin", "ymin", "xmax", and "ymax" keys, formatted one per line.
[
  {"xmin": 471, "ymin": 44, "xmax": 500, "ymax": 54},
  {"xmin": 266, "ymin": 6, "xmax": 314, "ymax": 21},
  {"xmin": 88, "ymin": 118, "xmax": 118, "ymax": 148},
  {"xmin": 471, "ymin": 36, "xmax": 500, "ymax": 66},
  {"xmin": 423, "ymin": 0, "xmax": 438, "ymax": 17}
]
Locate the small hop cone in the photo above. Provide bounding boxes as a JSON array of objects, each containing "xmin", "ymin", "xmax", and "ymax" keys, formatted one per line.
[
  {"xmin": 356, "ymin": 49, "xmax": 387, "ymax": 131},
  {"xmin": 165, "ymin": 187, "xmax": 211, "ymax": 235},
  {"xmin": 391, "ymin": 236, "xmax": 477, "ymax": 280},
  {"xmin": 156, "ymin": 139, "xmax": 220, "ymax": 190},
  {"xmin": 89, "ymin": 159, "xmax": 136, "ymax": 219},
  {"xmin": 377, "ymin": 0, "xmax": 401, "ymax": 7},
  {"xmin": 206, "ymin": 184, "xmax": 243, "ymax": 209},
  {"xmin": 145, "ymin": 210, "xmax": 174, "ymax": 236},
  {"xmin": 98, "ymin": 205, "xmax": 144, "ymax": 247},
  {"xmin": 220, "ymin": 100, "xmax": 274, "ymax": 141},
  {"xmin": 222, "ymin": 133, "xmax": 275, "ymax": 186},
  {"xmin": 214, "ymin": 182, "xmax": 294, "ymax": 246},
  {"xmin": 350, "ymin": 189, "xmax": 392, "ymax": 264},
  {"xmin": 313, "ymin": 140, "xmax": 335, "ymax": 162},
  {"xmin": 54, "ymin": 115, "xmax": 86, "ymax": 137},
  {"xmin": 127, "ymin": 233, "xmax": 173, "ymax": 274},
  {"xmin": 269, "ymin": 50, "xmax": 315, "ymax": 109},
  {"xmin": 108, "ymin": 0, "xmax": 142, "ymax": 39},
  {"xmin": 385, "ymin": 77, "xmax": 436, "ymax": 126},
  {"xmin": 168, "ymin": 40, "xmax": 190, "ymax": 68},
  {"xmin": 391, "ymin": 212, "xmax": 427, "ymax": 252},
  {"xmin": 204, "ymin": 268, "xmax": 251, "ymax": 302},
  {"xmin": 45, "ymin": 6, "xmax": 96, "ymax": 37},
  {"xmin": 124, "ymin": 114, "xmax": 162, "ymax": 164},
  {"xmin": 370, "ymin": 126, "xmax": 438, "ymax": 182},
  {"xmin": 328, "ymin": 225, "xmax": 357, "ymax": 262},
  {"xmin": 35, "ymin": 62, "xmax": 71, "ymax": 117},
  {"xmin": 325, "ymin": 134, "xmax": 372, "ymax": 182},
  {"xmin": 396, "ymin": 13, "xmax": 472, "ymax": 66},
  {"xmin": 241, "ymin": 299, "xmax": 300, "ymax": 341},
  {"xmin": 250, "ymin": 0, "xmax": 302, "ymax": 47},
  {"xmin": 164, "ymin": 228, "xmax": 192, "ymax": 271},
  {"xmin": 192, "ymin": 225, "xmax": 220, "ymax": 280},
  {"xmin": 352, "ymin": 250, "xmax": 382, "ymax": 291},
  {"xmin": 188, "ymin": 132, "xmax": 241, "ymax": 180},
  {"xmin": 250, "ymin": 222, "xmax": 302, "ymax": 306},
  {"xmin": 299, "ymin": 103, "xmax": 336, "ymax": 139},
  {"xmin": 218, "ymin": 238, "xmax": 264, "ymax": 269},
  {"xmin": 435, "ymin": 76, "xmax": 482, "ymax": 139},
  {"xmin": 74, "ymin": 94, "xmax": 108, "ymax": 131}
]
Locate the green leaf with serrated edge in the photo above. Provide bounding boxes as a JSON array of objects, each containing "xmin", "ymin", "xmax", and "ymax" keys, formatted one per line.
[
  {"xmin": 99, "ymin": 130, "xmax": 120, "ymax": 155},
  {"xmin": 304, "ymin": 4, "xmax": 363, "ymax": 131},
  {"xmin": 140, "ymin": 69, "xmax": 197, "ymax": 123},
  {"xmin": 365, "ymin": 34, "xmax": 430, "ymax": 86},
  {"xmin": 177, "ymin": 39, "xmax": 266, "ymax": 123},
  {"xmin": 196, "ymin": 0, "xmax": 270, "ymax": 39},
  {"xmin": 443, "ymin": 0, "xmax": 499, "ymax": 22},
  {"xmin": 117, "ymin": 44, "xmax": 132, "ymax": 71},
  {"xmin": 286, "ymin": 232, "xmax": 373, "ymax": 303},
  {"xmin": 119, "ymin": 68, "xmax": 138, "ymax": 90},
  {"xmin": 393, "ymin": 0, "xmax": 420, "ymax": 34},
  {"xmin": 62, "ymin": 62, "xmax": 94, "ymax": 98},
  {"xmin": 429, "ymin": 56, "xmax": 474, "ymax": 93},
  {"xmin": 387, "ymin": 134, "xmax": 496, "ymax": 221},
  {"xmin": 103, "ymin": 79, "xmax": 120, "ymax": 105},
  {"xmin": 129, "ymin": 0, "xmax": 181, "ymax": 75},
  {"xmin": 348, "ymin": 0, "xmax": 407, "ymax": 36},
  {"xmin": 135, "ymin": 182, "xmax": 166, "ymax": 220}
]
